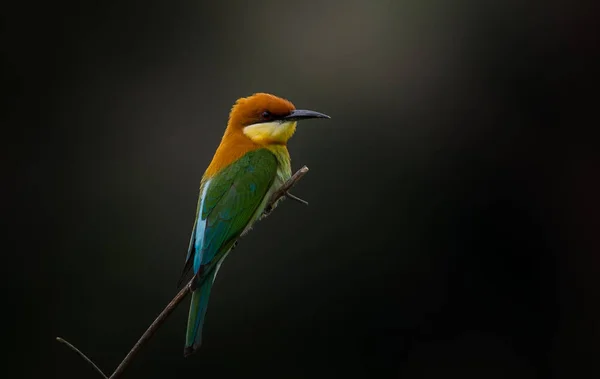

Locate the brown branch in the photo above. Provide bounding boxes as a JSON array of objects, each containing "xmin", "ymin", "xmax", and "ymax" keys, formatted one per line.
[
  {"xmin": 56, "ymin": 337, "xmax": 108, "ymax": 379},
  {"xmin": 57, "ymin": 165, "xmax": 310, "ymax": 379},
  {"xmin": 284, "ymin": 191, "xmax": 309, "ymax": 206},
  {"xmin": 109, "ymin": 282, "xmax": 192, "ymax": 378},
  {"xmin": 263, "ymin": 165, "xmax": 309, "ymax": 216}
]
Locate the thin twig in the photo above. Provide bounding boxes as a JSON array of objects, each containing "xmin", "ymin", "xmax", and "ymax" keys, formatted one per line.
[
  {"xmin": 263, "ymin": 165, "xmax": 309, "ymax": 216},
  {"xmin": 109, "ymin": 282, "xmax": 192, "ymax": 379},
  {"xmin": 270, "ymin": 165, "xmax": 309, "ymax": 204},
  {"xmin": 57, "ymin": 165, "xmax": 310, "ymax": 379},
  {"xmin": 284, "ymin": 191, "xmax": 309, "ymax": 206},
  {"xmin": 56, "ymin": 337, "xmax": 108, "ymax": 379}
]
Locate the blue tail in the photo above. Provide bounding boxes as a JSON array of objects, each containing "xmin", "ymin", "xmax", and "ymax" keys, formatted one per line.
[{"xmin": 184, "ymin": 276, "xmax": 215, "ymax": 357}]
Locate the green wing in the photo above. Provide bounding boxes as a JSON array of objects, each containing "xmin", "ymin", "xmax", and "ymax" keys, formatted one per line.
[{"xmin": 180, "ymin": 148, "xmax": 278, "ymax": 281}]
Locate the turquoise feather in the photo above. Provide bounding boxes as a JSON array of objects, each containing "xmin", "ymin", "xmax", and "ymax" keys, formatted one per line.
[
  {"xmin": 185, "ymin": 275, "xmax": 213, "ymax": 350},
  {"xmin": 182, "ymin": 148, "xmax": 280, "ymax": 356}
]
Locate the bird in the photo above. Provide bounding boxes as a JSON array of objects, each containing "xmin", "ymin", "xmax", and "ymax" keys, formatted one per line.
[{"xmin": 179, "ymin": 92, "xmax": 330, "ymax": 356}]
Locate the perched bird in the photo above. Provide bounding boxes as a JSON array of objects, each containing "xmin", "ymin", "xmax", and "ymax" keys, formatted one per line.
[{"xmin": 179, "ymin": 93, "xmax": 330, "ymax": 356}]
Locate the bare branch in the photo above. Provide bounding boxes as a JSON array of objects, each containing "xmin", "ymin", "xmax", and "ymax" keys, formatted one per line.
[
  {"xmin": 263, "ymin": 165, "xmax": 309, "ymax": 216},
  {"xmin": 284, "ymin": 191, "xmax": 309, "ymax": 206},
  {"xmin": 109, "ymin": 282, "xmax": 192, "ymax": 379},
  {"xmin": 270, "ymin": 165, "xmax": 309, "ymax": 204},
  {"xmin": 57, "ymin": 165, "xmax": 310, "ymax": 379},
  {"xmin": 56, "ymin": 337, "xmax": 108, "ymax": 379}
]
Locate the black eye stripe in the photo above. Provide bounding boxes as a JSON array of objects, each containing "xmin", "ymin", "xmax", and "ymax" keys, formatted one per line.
[{"xmin": 259, "ymin": 110, "xmax": 290, "ymax": 123}]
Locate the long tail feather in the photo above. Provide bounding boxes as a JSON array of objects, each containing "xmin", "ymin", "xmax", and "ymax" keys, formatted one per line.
[{"xmin": 183, "ymin": 276, "xmax": 214, "ymax": 357}]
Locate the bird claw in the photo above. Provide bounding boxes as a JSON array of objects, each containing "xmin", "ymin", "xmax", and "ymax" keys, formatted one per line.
[{"xmin": 261, "ymin": 206, "xmax": 273, "ymax": 219}]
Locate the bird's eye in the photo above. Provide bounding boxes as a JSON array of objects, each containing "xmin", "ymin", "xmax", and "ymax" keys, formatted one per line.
[{"xmin": 261, "ymin": 111, "xmax": 272, "ymax": 120}]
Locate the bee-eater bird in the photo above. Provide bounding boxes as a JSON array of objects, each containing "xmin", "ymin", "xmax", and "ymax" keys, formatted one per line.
[{"xmin": 179, "ymin": 93, "xmax": 330, "ymax": 356}]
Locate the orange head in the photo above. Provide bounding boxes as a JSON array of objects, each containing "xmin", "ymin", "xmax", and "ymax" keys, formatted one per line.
[
  {"xmin": 204, "ymin": 93, "xmax": 329, "ymax": 178},
  {"xmin": 226, "ymin": 93, "xmax": 330, "ymax": 145}
]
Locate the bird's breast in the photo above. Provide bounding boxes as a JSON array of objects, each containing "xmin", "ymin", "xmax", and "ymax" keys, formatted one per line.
[{"xmin": 241, "ymin": 146, "xmax": 291, "ymax": 235}]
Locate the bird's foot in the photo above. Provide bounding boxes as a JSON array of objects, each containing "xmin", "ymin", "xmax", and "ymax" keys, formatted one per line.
[{"xmin": 261, "ymin": 205, "xmax": 273, "ymax": 219}]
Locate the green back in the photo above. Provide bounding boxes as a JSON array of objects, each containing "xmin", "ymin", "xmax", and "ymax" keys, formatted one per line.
[{"xmin": 180, "ymin": 148, "xmax": 278, "ymax": 280}]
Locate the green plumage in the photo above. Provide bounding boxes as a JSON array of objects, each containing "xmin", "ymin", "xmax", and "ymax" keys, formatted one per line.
[{"xmin": 182, "ymin": 148, "xmax": 280, "ymax": 356}]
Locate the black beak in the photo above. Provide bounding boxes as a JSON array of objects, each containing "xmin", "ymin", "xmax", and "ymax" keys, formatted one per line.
[{"xmin": 283, "ymin": 109, "xmax": 331, "ymax": 121}]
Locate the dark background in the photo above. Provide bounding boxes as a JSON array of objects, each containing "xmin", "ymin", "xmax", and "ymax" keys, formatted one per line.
[{"xmin": 4, "ymin": 0, "xmax": 598, "ymax": 378}]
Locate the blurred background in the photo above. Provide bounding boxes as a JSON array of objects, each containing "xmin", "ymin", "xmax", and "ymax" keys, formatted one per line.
[{"xmin": 4, "ymin": 0, "xmax": 598, "ymax": 378}]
